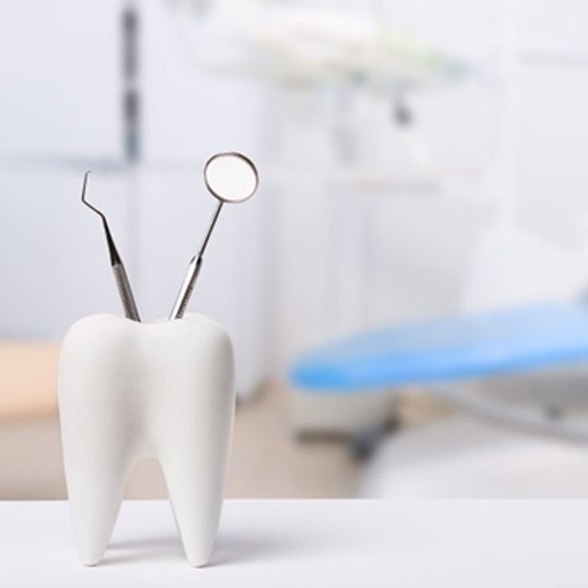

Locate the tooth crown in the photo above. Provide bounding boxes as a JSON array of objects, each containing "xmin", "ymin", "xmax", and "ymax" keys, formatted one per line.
[{"xmin": 58, "ymin": 313, "xmax": 235, "ymax": 567}]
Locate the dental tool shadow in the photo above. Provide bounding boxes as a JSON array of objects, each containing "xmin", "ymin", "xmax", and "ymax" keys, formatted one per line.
[
  {"xmin": 210, "ymin": 532, "xmax": 312, "ymax": 567},
  {"xmin": 102, "ymin": 532, "xmax": 310, "ymax": 567},
  {"xmin": 102, "ymin": 535, "xmax": 185, "ymax": 565}
]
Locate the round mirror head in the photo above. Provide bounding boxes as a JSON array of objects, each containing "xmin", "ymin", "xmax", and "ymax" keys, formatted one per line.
[{"xmin": 204, "ymin": 152, "xmax": 259, "ymax": 204}]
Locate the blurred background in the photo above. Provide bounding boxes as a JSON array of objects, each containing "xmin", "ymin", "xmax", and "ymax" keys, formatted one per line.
[{"xmin": 3, "ymin": 0, "xmax": 588, "ymax": 499}]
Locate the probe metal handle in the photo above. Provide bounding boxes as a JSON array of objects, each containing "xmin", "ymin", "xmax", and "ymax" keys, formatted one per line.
[{"xmin": 112, "ymin": 263, "xmax": 141, "ymax": 322}]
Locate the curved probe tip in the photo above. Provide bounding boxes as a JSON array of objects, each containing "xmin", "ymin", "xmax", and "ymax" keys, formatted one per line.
[{"xmin": 80, "ymin": 170, "xmax": 107, "ymax": 223}]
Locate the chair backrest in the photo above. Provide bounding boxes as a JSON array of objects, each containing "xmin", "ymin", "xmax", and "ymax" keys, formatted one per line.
[{"xmin": 460, "ymin": 220, "xmax": 588, "ymax": 313}]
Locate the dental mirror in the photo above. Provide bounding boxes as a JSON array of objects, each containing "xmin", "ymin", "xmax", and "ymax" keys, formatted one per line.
[
  {"xmin": 169, "ymin": 152, "xmax": 259, "ymax": 320},
  {"xmin": 204, "ymin": 152, "xmax": 259, "ymax": 203}
]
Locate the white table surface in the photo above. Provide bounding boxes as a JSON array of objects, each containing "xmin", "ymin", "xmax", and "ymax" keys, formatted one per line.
[{"xmin": 1, "ymin": 499, "xmax": 587, "ymax": 587}]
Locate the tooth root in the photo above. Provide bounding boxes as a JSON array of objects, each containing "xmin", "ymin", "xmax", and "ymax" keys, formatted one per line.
[
  {"xmin": 60, "ymin": 400, "xmax": 133, "ymax": 565},
  {"xmin": 157, "ymin": 339, "xmax": 235, "ymax": 567},
  {"xmin": 160, "ymin": 449, "xmax": 226, "ymax": 567},
  {"xmin": 159, "ymin": 411, "xmax": 235, "ymax": 567},
  {"xmin": 59, "ymin": 317, "xmax": 135, "ymax": 566},
  {"xmin": 65, "ymin": 449, "xmax": 131, "ymax": 566}
]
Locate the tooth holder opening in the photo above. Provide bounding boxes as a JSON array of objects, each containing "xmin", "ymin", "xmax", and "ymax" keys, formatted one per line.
[{"xmin": 58, "ymin": 313, "xmax": 235, "ymax": 567}]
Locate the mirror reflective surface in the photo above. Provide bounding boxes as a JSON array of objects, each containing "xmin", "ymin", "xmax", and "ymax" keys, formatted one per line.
[{"xmin": 204, "ymin": 152, "xmax": 259, "ymax": 203}]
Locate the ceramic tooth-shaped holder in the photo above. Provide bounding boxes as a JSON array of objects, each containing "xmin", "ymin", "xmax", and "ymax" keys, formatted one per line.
[{"xmin": 58, "ymin": 313, "xmax": 235, "ymax": 567}]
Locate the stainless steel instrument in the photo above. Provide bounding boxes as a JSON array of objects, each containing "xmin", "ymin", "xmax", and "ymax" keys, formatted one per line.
[
  {"xmin": 169, "ymin": 152, "xmax": 259, "ymax": 320},
  {"xmin": 81, "ymin": 171, "xmax": 142, "ymax": 322}
]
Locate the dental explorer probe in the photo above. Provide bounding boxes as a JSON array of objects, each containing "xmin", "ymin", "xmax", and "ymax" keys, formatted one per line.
[
  {"xmin": 169, "ymin": 152, "xmax": 259, "ymax": 320},
  {"xmin": 81, "ymin": 171, "xmax": 142, "ymax": 322}
]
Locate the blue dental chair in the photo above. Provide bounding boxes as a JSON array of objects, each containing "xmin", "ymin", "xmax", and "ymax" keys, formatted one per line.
[
  {"xmin": 288, "ymin": 217, "xmax": 588, "ymax": 458},
  {"xmin": 290, "ymin": 301, "xmax": 588, "ymax": 457}
]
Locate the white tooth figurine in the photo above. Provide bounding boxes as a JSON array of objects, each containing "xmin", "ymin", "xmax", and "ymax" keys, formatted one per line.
[
  {"xmin": 61, "ymin": 152, "xmax": 258, "ymax": 566},
  {"xmin": 59, "ymin": 314, "xmax": 235, "ymax": 567}
]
